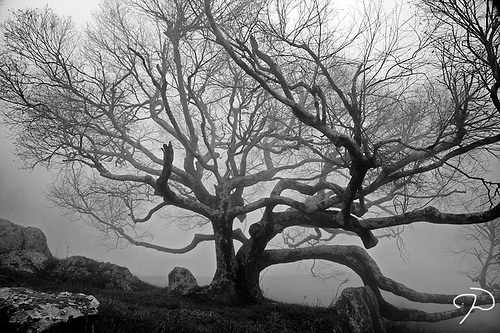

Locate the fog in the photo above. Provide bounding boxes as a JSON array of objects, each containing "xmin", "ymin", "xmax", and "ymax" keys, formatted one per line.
[{"xmin": 0, "ymin": 1, "xmax": 499, "ymax": 332}]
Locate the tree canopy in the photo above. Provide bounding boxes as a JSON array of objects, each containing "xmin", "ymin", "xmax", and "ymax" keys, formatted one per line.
[{"xmin": 1, "ymin": 0, "xmax": 499, "ymax": 322}]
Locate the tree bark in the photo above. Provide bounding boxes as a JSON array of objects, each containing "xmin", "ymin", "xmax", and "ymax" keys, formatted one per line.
[
  {"xmin": 209, "ymin": 218, "xmax": 240, "ymax": 303},
  {"xmin": 236, "ymin": 256, "xmax": 264, "ymax": 303},
  {"xmin": 235, "ymin": 236, "xmax": 267, "ymax": 303},
  {"xmin": 235, "ymin": 209, "xmax": 280, "ymax": 303}
]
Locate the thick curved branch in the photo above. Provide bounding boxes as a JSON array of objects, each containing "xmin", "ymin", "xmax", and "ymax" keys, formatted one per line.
[
  {"xmin": 270, "ymin": 179, "xmax": 344, "ymax": 199},
  {"xmin": 260, "ymin": 245, "xmax": 498, "ymax": 322},
  {"xmin": 228, "ymin": 177, "xmax": 362, "ymax": 223},
  {"xmin": 248, "ymin": 209, "xmax": 377, "ymax": 249},
  {"xmin": 361, "ymin": 203, "xmax": 500, "ymax": 230}
]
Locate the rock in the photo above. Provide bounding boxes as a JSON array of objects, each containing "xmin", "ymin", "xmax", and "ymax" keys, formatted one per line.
[
  {"xmin": 0, "ymin": 218, "xmax": 51, "ymax": 257},
  {"xmin": 0, "ymin": 250, "xmax": 49, "ymax": 273},
  {"xmin": 168, "ymin": 267, "xmax": 199, "ymax": 295},
  {"xmin": 333, "ymin": 286, "xmax": 386, "ymax": 333},
  {"xmin": 53, "ymin": 255, "xmax": 142, "ymax": 291},
  {"xmin": 0, "ymin": 287, "xmax": 99, "ymax": 333}
]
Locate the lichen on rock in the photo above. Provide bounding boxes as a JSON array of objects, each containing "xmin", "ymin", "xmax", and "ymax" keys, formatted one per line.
[
  {"xmin": 168, "ymin": 267, "xmax": 199, "ymax": 295},
  {"xmin": 0, "ymin": 287, "xmax": 99, "ymax": 332},
  {"xmin": 333, "ymin": 286, "xmax": 386, "ymax": 333}
]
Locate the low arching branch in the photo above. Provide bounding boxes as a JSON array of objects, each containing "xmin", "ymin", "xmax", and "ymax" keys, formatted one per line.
[{"xmin": 259, "ymin": 245, "xmax": 499, "ymax": 322}]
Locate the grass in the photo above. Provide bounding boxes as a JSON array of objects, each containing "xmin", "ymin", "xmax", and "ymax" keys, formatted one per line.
[{"xmin": 0, "ymin": 267, "xmax": 440, "ymax": 333}]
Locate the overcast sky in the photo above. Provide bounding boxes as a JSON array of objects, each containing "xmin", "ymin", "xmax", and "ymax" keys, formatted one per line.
[{"xmin": 0, "ymin": 1, "xmax": 498, "ymax": 330}]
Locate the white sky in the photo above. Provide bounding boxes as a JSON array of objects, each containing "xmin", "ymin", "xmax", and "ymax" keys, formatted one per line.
[
  {"xmin": 0, "ymin": 1, "xmax": 498, "ymax": 330},
  {"xmin": 0, "ymin": 0, "xmax": 98, "ymax": 22}
]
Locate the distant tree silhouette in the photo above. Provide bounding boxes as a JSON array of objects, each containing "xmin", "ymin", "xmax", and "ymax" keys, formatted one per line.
[{"xmin": 452, "ymin": 219, "xmax": 500, "ymax": 290}]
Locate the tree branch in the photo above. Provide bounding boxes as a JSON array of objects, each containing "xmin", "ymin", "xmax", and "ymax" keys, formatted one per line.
[
  {"xmin": 155, "ymin": 142, "xmax": 174, "ymax": 196},
  {"xmin": 260, "ymin": 245, "xmax": 498, "ymax": 321},
  {"xmin": 361, "ymin": 203, "xmax": 500, "ymax": 230},
  {"xmin": 130, "ymin": 202, "xmax": 168, "ymax": 224}
]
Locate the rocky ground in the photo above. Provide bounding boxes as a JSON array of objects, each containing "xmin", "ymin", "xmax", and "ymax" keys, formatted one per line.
[
  {"xmin": 0, "ymin": 218, "xmax": 433, "ymax": 333},
  {"xmin": 0, "ymin": 266, "xmax": 351, "ymax": 333},
  {"xmin": 1, "ymin": 266, "xmax": 435, "ymax": 333}
]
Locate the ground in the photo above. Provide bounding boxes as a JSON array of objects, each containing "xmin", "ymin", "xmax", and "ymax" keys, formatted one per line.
[{"xmin": 0, "ymin": 267, "xmax": 436, "ymax": 333}]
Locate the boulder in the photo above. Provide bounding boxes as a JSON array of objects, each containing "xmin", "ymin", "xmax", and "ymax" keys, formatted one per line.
[
  {"xmin": 0, "ymin": 218, "xmax": 51, "ymax": 257},
  {"xmin": 168, "ymin": 267, "xmax": 199, "ymax": 295},
  {"xmin": 0, "ymin": 287, "xmax": 99, "ymax": 333},
  {"xmin": 333, "ymin": 286, "xmax": 386, "ymax": 333},
  {"xmin": 53, "ymin": 255, "xmax": 142, "ymax": 291},
  {"xmin": 0, "ymin": 250, "xmax": 49, "ymax": 274}
]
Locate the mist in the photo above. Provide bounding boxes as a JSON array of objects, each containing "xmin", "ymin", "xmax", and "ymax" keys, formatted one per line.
[{"xmin": 0, "ymin": 0, "xmax": 499, "ymax": 332}]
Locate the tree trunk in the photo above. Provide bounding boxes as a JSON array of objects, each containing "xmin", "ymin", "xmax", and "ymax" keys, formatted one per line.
[
  {"xmin": 234, "ymin": 214, "xmax": 280, "ymax": 303},
  {"xmin": 235, "ymin": 236, "xmax": 269, "ymax": 303},
  {"xmin": 208, "ymin": 214, "xmax": 272, "ymax": 304},
  {"xmin": 235, "ymin": 258, "xmax": 264, "ymax": 303},
  {"xmin": 209, "ymin": 218, "xmax": 240, "ymax": 303}
]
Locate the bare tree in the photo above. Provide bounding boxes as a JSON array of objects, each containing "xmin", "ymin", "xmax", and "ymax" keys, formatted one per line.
[
  {"xmin": 452, "ymin": 219, "xmax": 500, "ymax": 290},
  {"xmin": 0, "ymin": 0, "xmax": 499, "ymax": 323},
  {"xmin": 0, "ymin": 0, "xmax": 322, "ymax": 301},
  {"xmin": 420, "ymin": 0, "xmax": 500, "ymax": 294},
  {"xmin": 203, "ymin": 0, "xmax": 500, "ymax": 320}
]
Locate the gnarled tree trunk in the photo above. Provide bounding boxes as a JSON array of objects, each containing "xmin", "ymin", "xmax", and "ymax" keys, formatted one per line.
[{"xmin": 209, "ymin": 218, "xmax": 240, "ymax": 303}]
